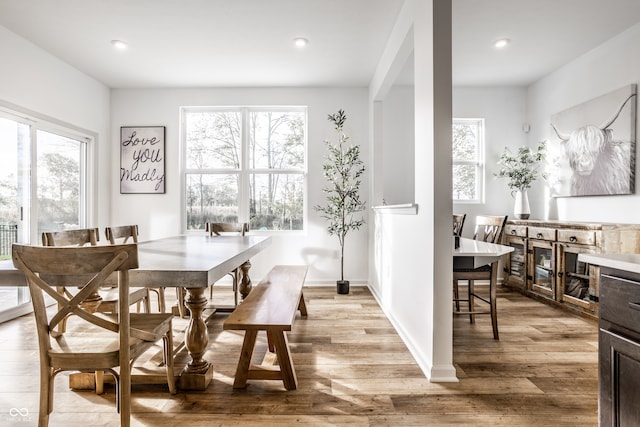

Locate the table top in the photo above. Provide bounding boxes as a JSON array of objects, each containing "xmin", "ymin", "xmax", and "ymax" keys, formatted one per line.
[
  {"xmin": 0, "ymin": 234, "xmax": 272, "ymax": 288},
  {"xmin": 454, "ymin": 237, "xmax": 514, "ymax": 257}
]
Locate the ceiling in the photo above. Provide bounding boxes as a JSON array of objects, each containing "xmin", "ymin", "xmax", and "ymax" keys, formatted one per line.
[{"xmin": 1, "ymin": 0, "xmax": 640, "ymax": 89}]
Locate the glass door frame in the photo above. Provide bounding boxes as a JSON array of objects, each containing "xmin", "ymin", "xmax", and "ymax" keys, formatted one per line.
[
  {"xmin": 557, "ymin": 242, "xmax": 598, "ymax": 313},
  {"xmin": 0, "ymin": 105, "xmax": 94, "ymax": 322},
  {"xmin": 527, "ymin": 238, "xmax": 556, "ymax": 300}
]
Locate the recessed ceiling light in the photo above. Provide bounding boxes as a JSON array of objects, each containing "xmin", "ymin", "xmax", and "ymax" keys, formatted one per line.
[
  {"xmin": 494, "ymin": 38, "xmax": 510, "ymax": 49},
  {"xmin": 110, "ymin": 39, "xmax": 128, "ymax": 50},
  {"xmin": 293, "ymin": 37, "xmax": 308, "ymax": 48}
]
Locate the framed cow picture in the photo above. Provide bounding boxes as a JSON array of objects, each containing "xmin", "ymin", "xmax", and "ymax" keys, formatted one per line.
[{"xmin": 548, "ymin": 84, "xmax": 636, "ymax": 197}]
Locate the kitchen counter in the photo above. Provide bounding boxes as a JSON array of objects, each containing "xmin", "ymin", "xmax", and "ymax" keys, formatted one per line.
[{"xmin": 578, "ymin": 253, "xmax": 640, "ymax": 274}]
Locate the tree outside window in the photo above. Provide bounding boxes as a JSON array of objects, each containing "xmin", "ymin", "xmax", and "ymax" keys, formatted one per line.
[
  {"xmin": 452, "ymin": 118, "xmax": 484, "ymax": 202},
  {"xmin": 183, "ymin": 107, "xmax": 307, "ymax": 231}
]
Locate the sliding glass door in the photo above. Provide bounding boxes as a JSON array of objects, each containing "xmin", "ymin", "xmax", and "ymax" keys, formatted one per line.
[{"xmin": 0, "ymin": 113, "xmax": 89, "ymax": 322}]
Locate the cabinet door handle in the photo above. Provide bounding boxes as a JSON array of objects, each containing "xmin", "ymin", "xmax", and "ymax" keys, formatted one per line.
[
  {"xmin": 537, "ymin": 233, "xmax": 543, "ymax": 238},
  {"xmin": 570, "ymin": 236, "xmax": 577, "ymax": 243},
  {"xmin": 629, "ymin": 302, "xmax": 640, "ymax": 312}
]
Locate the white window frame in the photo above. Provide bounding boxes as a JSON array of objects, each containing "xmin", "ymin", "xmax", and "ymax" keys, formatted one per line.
[
  {"xmin": 180, "ymin": 106, "xmax": 308, "ymax": 233},
  {"xmin": 452, "ymin": 118, "xmax": 485, "ymax": 204}
]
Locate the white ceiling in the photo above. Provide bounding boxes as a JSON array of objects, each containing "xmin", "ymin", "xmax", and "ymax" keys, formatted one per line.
[{"xmin": 0, "ymin": 0, "xmax": 640, "ymax": 89}]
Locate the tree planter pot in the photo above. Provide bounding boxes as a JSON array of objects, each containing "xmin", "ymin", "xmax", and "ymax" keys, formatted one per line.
[{"xmin": 337, "ymin": 280, "xmax": 350, "ymax": 295}]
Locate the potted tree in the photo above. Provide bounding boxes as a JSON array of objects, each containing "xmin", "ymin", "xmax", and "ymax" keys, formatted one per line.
[{"xmin": 315, "ymin": 109, "xmax": 366, "ymax": 294}]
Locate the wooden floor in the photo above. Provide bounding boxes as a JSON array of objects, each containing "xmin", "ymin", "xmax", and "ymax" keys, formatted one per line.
[{"xmin": 0, "ymin": 285, "xmax": 598, "ymax": 426}]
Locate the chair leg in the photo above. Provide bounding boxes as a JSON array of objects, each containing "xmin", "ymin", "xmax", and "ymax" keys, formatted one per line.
[
  {"xmin": 164, "ymin": 323, "xmax": 177, "ymax": 394},
  {"xmin": 176, "ymin": 287, "xmax": 187, "ymax": 318},
  {"xmin": 453, "ymin": 279, "xmax": 460, "ymax": 311},
  {"xmin": 95, "ymin": 370, "xmax": 104, "ymax": 394},
  {"xmin": 232, "ymin": 269, "xmax": 239, "ymax": 307},
  {"xmin": 39, "ymin": 366, "xmax": 52, "ymax": 426},
  {"xmin": 158, "ymin": 288, "xmax": 166, "ymax": 313},
  {"xmin": 468, "ymin": 280, "xmax": 475, "ymax": 324},
  {"xmin": 143, "ymin": 290, "xmax": 151, "ymax": 313}
]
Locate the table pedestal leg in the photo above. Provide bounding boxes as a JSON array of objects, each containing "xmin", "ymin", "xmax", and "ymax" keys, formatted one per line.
[
  {"xmin": 179, "ymin": 287, "xmax": 213, "ymax": 390},
  {"xmin": 239, "ymin": 260, "xmax": 253, "ymax": 300}
]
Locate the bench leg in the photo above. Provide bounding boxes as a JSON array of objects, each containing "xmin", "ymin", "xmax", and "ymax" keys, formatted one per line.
[
  {"xmin": 266, "ymin": 331, "xmax": 275, "ymax": 353},
  {"xmin": 233, "ymin": 330, "xmax": 258, "ymax": 389},
  {"xmin": 298, "ymin": 292, "xmax": 307, "ymax": 317},
  {"xmin": 271, "ymin": 331, "xmax": 298, "ymax": 390}
]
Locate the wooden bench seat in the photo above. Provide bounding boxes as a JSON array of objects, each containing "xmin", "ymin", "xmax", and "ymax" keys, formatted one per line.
[{"xmin": 223, "ymin": 265, "xmax": 308, "ymax": 390}]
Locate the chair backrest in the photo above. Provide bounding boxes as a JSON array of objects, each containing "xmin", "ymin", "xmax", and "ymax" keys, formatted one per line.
[
  {"xmin": 205, "ymin": 222, "xmax": 248, "ymax": 236},
  {"xmin": 105, "ymin": 225, "xmax": 139, "ymax": 244},
  {"xmin": 11, "ymin": 243, "xmax": 139, "ymax": 347},
  {"xmin": 453, "ymin": 214, "xmax": 466, "ymax": 237},
  {"xmin": 42, "ymin": 228, "xmax": 99, "ymax": 247},
  {"xmin": 473, "ymin": 215, "xmax": 508, "ymax": 243}
]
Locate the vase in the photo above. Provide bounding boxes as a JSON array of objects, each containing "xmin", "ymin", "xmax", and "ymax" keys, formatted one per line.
[{"xmin": 513, "ymin": 189, "xmax": 530, "ymax": 219}]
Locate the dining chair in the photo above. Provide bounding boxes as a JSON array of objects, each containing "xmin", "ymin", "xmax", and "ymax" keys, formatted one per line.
[
  {"xmin": 12, "ymin": 243, "xmax": 176, "ymax": 427},
  {"xmin": 452, "ymin": 215, "xmax": 508, "ymax": 339},
  {"xmin": 41, "ymin": 228, "xmax": 102, "ymax": 326},
  {"xmin": 43, "ymin": 227, "xmax": 151, "ymax": 394},
  {"xmin": 205, "ymin": 222, "xmax": 248, "ymax": 311},
  {"xmin": 42, "ymin": 228, "xmax": 151, "ymax": 316},
  {"xmin": 453, "ymin": 214, "xmax": 466, "ymax": 237},
  {"xmin": 105, "ymin": 225, "xmax": 165, "ymax": 313}
]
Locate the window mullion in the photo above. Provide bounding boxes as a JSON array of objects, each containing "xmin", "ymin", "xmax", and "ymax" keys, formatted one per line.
[{"xmin": 238, "ymin": 108, "xmax": 250, "ymax": 224}]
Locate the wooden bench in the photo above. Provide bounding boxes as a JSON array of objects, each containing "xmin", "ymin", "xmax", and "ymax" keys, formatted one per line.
[{"xmin": 223, "ymin": 265, "xmax": 308, "ymax": 390}]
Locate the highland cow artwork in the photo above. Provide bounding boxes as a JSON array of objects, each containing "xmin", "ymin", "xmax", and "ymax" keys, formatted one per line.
[{"xmin": 548, "ymin": 84, "xmax": 636, "ymax": 197}]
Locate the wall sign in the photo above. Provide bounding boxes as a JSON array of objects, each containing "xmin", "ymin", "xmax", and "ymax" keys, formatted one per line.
[{"xmin": 120, "ymin": 126, "xmax": 165, "ymax": 194}]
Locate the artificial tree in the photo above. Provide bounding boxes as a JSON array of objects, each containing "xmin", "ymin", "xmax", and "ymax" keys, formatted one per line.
[{"xmin": 315, "ymin": 109, "xmax": 366, "ymax": 294}]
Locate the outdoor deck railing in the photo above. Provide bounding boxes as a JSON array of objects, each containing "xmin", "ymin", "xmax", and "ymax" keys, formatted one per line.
[{"xmin": 0, "ymin": 224, "xmax": 18, "ymax": 259}]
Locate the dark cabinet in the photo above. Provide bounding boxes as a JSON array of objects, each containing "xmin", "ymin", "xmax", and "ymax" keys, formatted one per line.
[{"xmin": 599, "ymin": 270, "xmax": 640, "ymax": 426}]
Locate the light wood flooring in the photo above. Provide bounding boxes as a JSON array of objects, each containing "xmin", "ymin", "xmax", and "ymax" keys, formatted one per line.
[{"xmin": 0, "ymin": 285, "xmax": 598, "ymax": 426}]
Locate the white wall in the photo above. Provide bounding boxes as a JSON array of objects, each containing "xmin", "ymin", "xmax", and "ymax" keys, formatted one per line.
[
  {"xmin": 527, "ymin": 23, "xmax": 640, "ymax": 224},
  {"xmin": 382, "ymin": 85, "xmax": 415, "ymax": 204},
  {"xmin": 0, "ymin": 25, "xmax": 111, "ymax": 233},
  {"xmin": 110, "ymin": 87, "xmax": 370, "ymax": 283},
  {"xmin": 452, "ymin": 86, "xmax": 529, "ymax": 231},
  {"xmin": 369, "ymin": 0, "xmax": 456, "ymax": 382}
]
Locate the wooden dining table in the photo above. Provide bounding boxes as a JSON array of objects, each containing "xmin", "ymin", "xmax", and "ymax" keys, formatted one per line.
[{"xmin": 0, "ymin": 233, "xmax": 272, "ymax": 390}]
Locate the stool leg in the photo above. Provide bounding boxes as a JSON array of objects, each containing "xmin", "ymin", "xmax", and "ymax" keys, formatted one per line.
[
  {"xmin": 468, "ymin": 280, "xmax": 475, "ymax": 323},
  {"xmin": 453, "ymin": 279, "xmax": 460, "ymax": 311},
  {"xmin": 490, "ymin": 261, "xmax": 499, "ymax": 340}
]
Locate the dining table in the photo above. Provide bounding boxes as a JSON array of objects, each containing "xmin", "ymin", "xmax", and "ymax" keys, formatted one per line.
[
  {"xmin": 0, "ymin": 233, "xmax": 272, "ymax": 390},
  {"xmin": 453, "ymin": 236, "xmax": 514, "ymax": 267}
]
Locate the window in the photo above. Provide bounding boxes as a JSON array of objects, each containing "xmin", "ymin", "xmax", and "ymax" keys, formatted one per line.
[
  {"xmin": 182, "ymin": 107, "xmax": 307, "ymax": 231},
  {"xmin": 452, "ymin": 118, "xmax": 484, "ymax": 202},
  {"xmin": 0, "ymin": 109, "xmax": 90, "ymax": 322}
]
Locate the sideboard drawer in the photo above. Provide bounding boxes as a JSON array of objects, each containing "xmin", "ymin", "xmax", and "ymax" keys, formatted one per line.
[
  {"xmin": 558, "ymin": 229, "xmax": 597, "ymax": 245},
  {"xmin": 528, "ymin": 227, "xmax": 556, "ymax": 241},
  {"xmin": 505, "ymin": 225, "xmax": 527, "ymax": 238}
]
